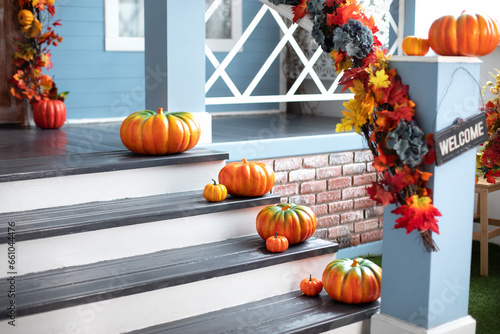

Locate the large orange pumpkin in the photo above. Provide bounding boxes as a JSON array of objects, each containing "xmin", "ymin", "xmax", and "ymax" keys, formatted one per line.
[
  {"xmin": 218, "ymin": 159, "xmax": 275, "ymax": 197},
  {"xmin": 322, "ymin": 257, "xmax": 382, "ymax": 304},
  {"xmin": 256, "ymin": 203, "xmax": 316, "ymax": 244},
  {"xmin": 120, "ymin": 108, "xmax": 201, "ymax": 155},
  {"xmin": 428, "ymin": 12, "xmax": 500, "ymax": 57},
  {"xmin": 33, "ymin": 100, "xmax": 66, "ymax": 129},
  {"xmin": 402, "ymin": 36, "xmax": 429, "ymax": 56}
]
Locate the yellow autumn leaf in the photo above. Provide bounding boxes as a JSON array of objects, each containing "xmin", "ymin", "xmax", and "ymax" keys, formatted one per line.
[{"xmin": 369, "ymin": 69, "xmax": 391, "ymax": 90}]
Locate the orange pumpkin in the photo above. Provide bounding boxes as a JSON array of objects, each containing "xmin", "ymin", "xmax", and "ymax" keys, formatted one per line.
[
  {"xmin": 120, "ymin": 108, "xmax": 201, "ymax": 155},
  {"xmin": 300, "ymin": 275, "xmax": 323, "ymax": 296},
  {"xmin": 18, "ymin": 9, "xmax": 34, "ymax": 26},
  {"xmin": 203, "ymin": 179, "xmax": 227, "ymax": 202},
  {"xmin": 322, "ymin": 257, "xmax": 382, "ymax": 304},
  {"xmin": 218, "ymin": 159, "xmax": 275, "ymax": 197},
  {"xmin": 402, "ymin": 36, "xmax": 429, "ymax": 56},
  {"xmin": 265, "ymin": 233, "xmax": 289, "ymax": 253},
  {"xmin": 256, "ymin": 203, "xmax": 316, "ymax": 244},
  {"xmin": 428, "ymin": 12, "xmax": 500, "ymax": 57}
]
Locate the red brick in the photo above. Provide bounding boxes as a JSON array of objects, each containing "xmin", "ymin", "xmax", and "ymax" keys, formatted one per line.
[
  {"xmin": 288, "ymin": 194, "xmax": 316, "ymax": 205},
  {"xmin": 354, "ymin": 150, "xmax": 374, "ymax": 163},
  {"xmin": 310, "ymin": 204, "xmax": 328, "ymax": 216},
  {"xmin": 354, "ymin": 197, "xmax": 376, "ymax": 209},
  {"xmin": 354, "ymin": 218, "xmax": 379, "ymax": 233},
  {"xmin": 329, "ymin": 200, "xmax": 354, "ymax": 213},
  {"xmin": 367, "ymin": 163, "xmax": 377, "ymax": 173},
  {"xmin": 342, "ymin": 186, "xmax": 366, "ymax": 199},
  {"xmin": 256, "ymin": 159, "xmax": 275, "ymax": 168},
  {"xmin": 274, "ymin": 171, "xmax": 288, "ymax": 184},
  {"xmin": 317, "ymin": 190, "xmax": 342, "ymax": 203},
  {"xmin": 327, "ymin": 225, "xmax": 351, "ymax": 239},
  {"xmin": 365, "ymin": 205, "xmax": 384, "ymax": 218},
  {"xmin": 361, "ymin": 230, "xmax": 383, "ymax": 243},
  {"xmin": 274, "ymin": 157, "xmax": 302, "ymax": 171},
  {"xmin": 301, "ymin": 180, "xmax": 327, "ymax": 194},
  {"xmin": 317, "ymin": 215, "xmax": 340, "ymax": 228},
  {"xmin": 329, "ymin": 152, "xmax": 353, "ymax": 165},
  {"xmin": 379, "ymin": 217, "xmax": 384, "ymax": 228},
  {"xmin": 313, "ymin": 229, "xmax": 328, "ymax": 239},
  {"xmin": 317, "ymin": 166, "xmax": 342, "ymax": 179},
  {"xmin": 328, "ymin": 176, "xmax": 352, "ymax": 190},
  {"xmin": 340, "ymin": 210, "xmax": 364, "ymax": 223},
  {"xmin": 271, "ymin": 184, "xmax": 298, "ymax": 196},
  {"xmin": 289, "ymin": 169, "xmax": 316, "ymax": 182},
  {"xmin": 350, "ymin": 234, "xmax": 361, "ymax": 246},
  {"xmin": 303, "ymin": 155, "xmax": 328, "ymax": 168},
  {"xmin": 353, "ymin": 173, "xmax": 377, "ymax": 186},
  {"xmin": 343, "ymin": 163, "xmax": 366, "ymax": 175}
]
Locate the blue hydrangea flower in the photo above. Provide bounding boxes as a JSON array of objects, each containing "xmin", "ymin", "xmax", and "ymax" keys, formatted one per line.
[
  {"xmin": 332, "ymin": 19, "xmax": 373, "ymax": 59},
  {"xmin": 386, "ymin": 120, "xmax": 429, "ymax": 168}
]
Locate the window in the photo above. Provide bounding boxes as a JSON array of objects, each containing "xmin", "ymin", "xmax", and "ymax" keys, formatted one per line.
[{"xmin": 104, "ymin": 0, "xmax": 242, "ymax": 52}]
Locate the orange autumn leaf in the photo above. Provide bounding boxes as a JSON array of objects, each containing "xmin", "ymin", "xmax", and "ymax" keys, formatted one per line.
[
  {"xmin": 392, "ymin": 195, "xmax": 442, "ymax": 234},
  {"xmin": 366, "ymin": 182, "xmax": 394, "ymax": 206},
  {"xmin": 292, "ymin": 0, "xmax": 308, "ymax": 23}
]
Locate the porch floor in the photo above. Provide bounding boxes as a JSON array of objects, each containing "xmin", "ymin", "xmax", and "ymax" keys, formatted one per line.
[{"xmin": 0, "ymin": 113, "xmax": 341, "ymax": 160}]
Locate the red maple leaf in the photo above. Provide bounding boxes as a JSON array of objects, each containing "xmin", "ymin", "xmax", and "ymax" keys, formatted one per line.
[
  {"xmin": 292, "ymin": 0, "xmax": 309, "ymax": 24},
  {"xmin": 383, "ymin": 170, "xmax": 408, "ymax": 193},
  {"xmin": 339, "ymin": 67, "xmax": 368, "ymax": 92},
  {"xmin": 392, "ymin": 195, "xmax": 441, "ymax": 234},
  {"xmin": 386, "ymin": 75, "xmax": 409, "ymax": 106},
  {"xmin": 366, "ymin": 182, "xmax": 395, "ymax": 206}
]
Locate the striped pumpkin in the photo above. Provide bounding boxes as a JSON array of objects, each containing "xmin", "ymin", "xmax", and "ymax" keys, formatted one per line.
[{"xmin": 218, "ymin": 159, "xmax": 275, "ymax": 197}]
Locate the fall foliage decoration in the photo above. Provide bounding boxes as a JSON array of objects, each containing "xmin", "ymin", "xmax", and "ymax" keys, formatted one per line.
[
  {"xmin": 402, "ymin": 36, "xmax": 429, "ymax": 56},
  {"xmin": 271, "ymin": 0, "xmax": 444, "ymax": 252},
  {"xmin": 256, "ymin": 203, "xmax": 317, "ymax": 244},
  {"xmin": 428, "ymin": 12, "xmax": 500, "ymax": 57},
  {"xmin": 10, "ymin": 0, "xmax": 67, "ymax": 105},
  {"xmin": 322, "ymin": 257, "xmax": 382, "ymax": 304},
  {"xmin": 203, "ymin": 179, "xmax": 228, "ymax": 202},
  {"xmin": 265, "ymin": 233, "xmax": 289, "ymax": 253},
  {"xmin": 120, "ymin": 108, "xmax": 201, "ymax": 155},
  {"xmin": 300, "ymin": 274, "xmax": 323, "ymax": 296},
  {"xmin": 477, "ymin": 68, "xmax": 500, "ymax": 184},
  {"xmin": 218, "ymin": 159, "xmax": 275, "ymax": 197}
]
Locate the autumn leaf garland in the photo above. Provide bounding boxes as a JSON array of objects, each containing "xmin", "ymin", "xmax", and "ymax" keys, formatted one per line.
[{"xmin": 272, "ymin": 0, "xmax": 441, "ymax": 252}]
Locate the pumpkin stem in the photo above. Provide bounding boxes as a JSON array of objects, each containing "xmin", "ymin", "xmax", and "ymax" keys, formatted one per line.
[
  {"xmin": 242, "ymin": 158, "xmax": 248, "ymax": 164},
  {"xmin": 282, "ymin": 204, "xmax": 292, "ymax": 211},
  {"xmin": 212, "ymin": 179, "xmax": 217, "ymax": 185},
  {"xmin": 309, "ymin": 274, "xmax": 312, "ymax": 281},
  {"xmin": 351, "ymin": 259, "xmax": 359, "ymax": 267},
  {"xmin": 274, "ymin": 232, "xmax": 279, "ymax": 238},
  {"xmin": 158, "ymin": 108, "xmax": 163, "ymax": 114}
]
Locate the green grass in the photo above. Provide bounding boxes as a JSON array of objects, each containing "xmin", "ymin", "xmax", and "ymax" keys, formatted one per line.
[{"xmin": 362, "ymin": 241, "xmax": 500, "ymax": 333}]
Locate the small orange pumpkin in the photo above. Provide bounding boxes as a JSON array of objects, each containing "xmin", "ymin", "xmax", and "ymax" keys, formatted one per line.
[
  {"xmin": 428, "ymin": 12, "xmax": 500, "ymax": 57},
  {"xmin": 203, "ymin": 179, "xmax": 227, "ymax": 202},
  {"xmin": 265, "ymin": 233, "xmax": 289, "ymax": 253},
  {"xmin": 402, "ymin": 36, "xmax": 429, "ymax": 56},
  {"xmin": 300, "ymin": 275, "xmax": 323, "ymax": 296},
  {"xmin": 33, "ymin": 100, "xmax": 66, "ymax": 129},
  {"xmin": 18, "ymin": 9, "xmax": 34, "ymax": 26}
]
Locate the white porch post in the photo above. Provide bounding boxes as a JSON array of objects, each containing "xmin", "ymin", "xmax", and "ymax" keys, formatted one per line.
[{"xmin": 144, "ymin": 0, "xmax": 212, "ymax": 144}]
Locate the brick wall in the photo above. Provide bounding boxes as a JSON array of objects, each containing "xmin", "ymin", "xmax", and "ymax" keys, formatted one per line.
[{"xmin": 257, "ymin": 150, "xmax": 384, "ymax": 249}]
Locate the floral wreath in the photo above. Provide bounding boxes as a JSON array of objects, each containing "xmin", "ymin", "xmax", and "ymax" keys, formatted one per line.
[
  {"xmin": 271, "ymin": 0, "xmax": 441, "ymax": 252},
  {"xmin": 477, "ymin": 69, "xmax": 500, "ymax": 184},
  {"xmin": 10, "ymin": 0, "xmax": 67, "ymax": 104}
]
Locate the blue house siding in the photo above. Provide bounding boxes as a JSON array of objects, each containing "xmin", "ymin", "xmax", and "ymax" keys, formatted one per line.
[{"xmin": 49, "ymin": 0, "xmax": 280, "ymax": 120}]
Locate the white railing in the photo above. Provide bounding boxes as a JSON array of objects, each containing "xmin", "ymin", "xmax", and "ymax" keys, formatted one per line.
[{"xmin": 204, "ymin": 0, "xmax": 405, "ymax": 109}]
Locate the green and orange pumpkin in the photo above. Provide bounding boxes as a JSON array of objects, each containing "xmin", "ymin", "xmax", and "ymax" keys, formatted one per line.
[
  {"xmin": 120, "ymin": 108, "xmax": 201, "ymax": 155},
  {"xmin": 256, "ymin": 203, "xmax": 316, "ymax": 244},
  {"xmin": 322, "ymin": 257, "xmax": 382, "ymax": 304},
  {"xmin": 218, "ymin": 159, "xmax": 275, "ymax": 197}
]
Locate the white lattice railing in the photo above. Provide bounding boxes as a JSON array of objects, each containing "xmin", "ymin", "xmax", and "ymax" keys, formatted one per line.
[{"xmin": 204, "ymin": 0, "xmax": 405, "ymax": 108}]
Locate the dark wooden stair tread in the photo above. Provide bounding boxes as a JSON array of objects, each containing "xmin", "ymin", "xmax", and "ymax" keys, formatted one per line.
[
  {"xmin": 128, "ymin": 290, "xmax": 380, "ymax": 334},
  {"xmin": 0, "ymin": 147, "xmax": 228, "ymax": 182},
  {"xmin": 0, "ymin": 191, "xmax": 280, "ymax": 243},
  {"xmin": 0, "ymin": 236, "xmax": 338, "ymax": 318}
]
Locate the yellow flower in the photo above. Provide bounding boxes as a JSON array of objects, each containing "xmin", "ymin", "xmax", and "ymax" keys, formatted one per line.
[
  {"xmin": 336, "ymin": 98, "xmax": 374, "ymax": 134},
  {"xmin": 369, "ymin": 69, "xmax": 390, "ymax": 90}
]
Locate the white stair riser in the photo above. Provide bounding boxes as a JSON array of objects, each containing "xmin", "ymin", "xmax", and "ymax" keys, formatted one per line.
[
  {"xmin": 0, "ymin": 161, "xmax": 225, "ymax": 213},
  {"xmin": 0, "ymin": 206, "xmax": 267, "ymax": 277},
  {"xmin": 0, "ymin": 254, "xmax": 335, "ymax": 334}
]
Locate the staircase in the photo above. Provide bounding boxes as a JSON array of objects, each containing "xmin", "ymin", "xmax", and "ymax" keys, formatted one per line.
[{"xmin": 0, "ymin": 148, "xmax": 379, "ymax": 333}]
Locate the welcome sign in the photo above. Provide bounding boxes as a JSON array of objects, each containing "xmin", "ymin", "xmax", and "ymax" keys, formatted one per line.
[{"xmin": 434, "ymin": 113, "xmax": 488, "ymax": 166}]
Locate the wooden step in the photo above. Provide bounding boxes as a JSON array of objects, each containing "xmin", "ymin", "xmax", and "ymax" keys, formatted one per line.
[
  {"xmin": 0, "ymin": 236, "xmax": 338, "ymax": 333},
  {"xmin": 0, "ymin": 148, "xmax": 229, "ymax": 213},
  {"xmin": 0, "ymin": 191, "xmax": 281, "ymax": 275},
  {"xmin": 127, "ymin": 290, "xmax": 380, "ymax": 334}
]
